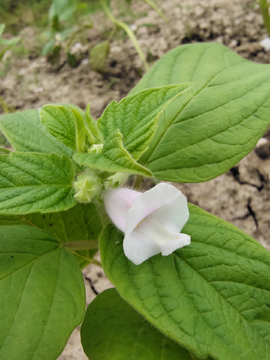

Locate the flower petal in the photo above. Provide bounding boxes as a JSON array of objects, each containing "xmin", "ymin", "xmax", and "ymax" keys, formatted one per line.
[
  {"xmin": 125, "ymin": 183, "xmax": 189, "ymax": 238},
  {"xmin": 104, "ymin": 188, "xmax": 141, "ymax": 232},
  {"xmin": 124, "ymin": 212, "xmax": 190, "ymax": 264},
  {"xmin": 123, "ymin": 229, "xmax": 160, "ymax": 265}
]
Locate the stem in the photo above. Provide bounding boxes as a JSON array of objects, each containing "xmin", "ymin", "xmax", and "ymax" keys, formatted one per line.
[
  {"xmin": 100, "ymin": 0, "xmax": 149, "ymax": 71},
  {"xmin": 64, "ymin": 240, "xmax": 99, "ymax": 250},
  {"xmin": 107, "ymin": 25, "xmax": 117, "ymax": 43},
  {"xmin": 134, "ymin": 175, "xmax": 143, "ymax": 189},
  {"xmin": 0, "ymin": 94, "xmax": 9, "ymax": 113},
  {"xmin": 89, "ymin": 258, "xmax": 103, "ymax": 267},
  {"xmin": 144, "ymin": 0, "xmax": 168, "ymax": 23},
  {"xmin": 259, "ymin": 0, "xmax": 270, "ymax": 37}
]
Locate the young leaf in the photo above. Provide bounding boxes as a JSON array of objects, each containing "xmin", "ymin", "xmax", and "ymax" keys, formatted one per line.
[
  {"xmin": 72, "ymin": 108, "xmax": 86, "ymax": 152},
  {"xmin": 0, "ymin": 152, "xmax": 77, "ymax": 214},
  {"xmin": 130, "ymin": 43, "xmax": 270, "ymax": 182},
  {"xmin": 81, "ymin": 288, "xmax": 202, "ymax": 360},
  {"xmin": 0, "ymin": 225, "xmax": 85, "ymax": 360},
  {"xmin": 97, "ymin": 83, "xmax": 194, "ymax": 160},
  {"xmin": 39, "ymin": 105, "xmax": 78, "ymax": 150},
  {"xmin": 100, "ymin": 204, "xmax": 270, "ymax": 360},
  {"xmin": 85, "ymin": 103, "xmax": 103, "ymax": 144},
  {"xmin": 0, "ymin": 109, "xmax": 73, "ymax": 157},
  {"xmin": 0, "ymin": 202, "xmax": 103, "ymax": 268},
  {"xmin": 73, "ymin": 130, "xmax": 152, "ymax": 177}
]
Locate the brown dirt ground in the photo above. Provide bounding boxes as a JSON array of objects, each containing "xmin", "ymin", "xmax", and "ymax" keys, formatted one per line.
[{"xmin": 1, "ymin": 0, "xmax": 270, "ymax": 358}]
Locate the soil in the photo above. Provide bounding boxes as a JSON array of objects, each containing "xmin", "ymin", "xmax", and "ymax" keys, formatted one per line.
[{"xmin": 1, "ymin": 0, "xmax": 270, "ymax": 359}]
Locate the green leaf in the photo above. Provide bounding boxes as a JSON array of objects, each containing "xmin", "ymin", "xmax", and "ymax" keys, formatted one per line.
[
  {"xmin": 81, "ymin": 288, "xmax": 199, "ymax": 360},
  {"xmin": 0, "ymin": 225, "xmax": 85, "ymax": 360},
  {"xmin": 85, "ymin": 103, "xmax": 103, "ymax": 144},
  {"xmin": 100, "ymin": 204, "xmax": 270, "ymax": 360},
  {"xmin": 49, "ymin": 0, "xmax": 77, "ymax": 22},
  {"xmin": 42, "ymin": 39, "xmax": 56, "ymax": 56},
  {"xmin": 39, "ymin": 105, "xmax": 78, "ymax": 151},
  {"xmin": 0, "ymin": 203, "xmax": 103, "ymax": 268},
  {"xmin": 0, "ymin": 37, "xmax": 20, "ymax": 46},
  {"xmin": 0, "ymin": 148, "xmax": 10, "ymax": 154},
  {"xmin": 0, "ymin": 24, "xmax": 5, "ymax": 37},
  {"xmin": 57, "ymin": 0, "xmax": 77, "ymax": 21},
  {"xmin": 73, "ymin": 130, "xmax": 152, "ymax": 176},
  {"xmin": 1, "ymin": 36, "xmax": 20, "ymax": 46},
  {"xmin": 98, "ymin": 83, "xmax": 194, "ymax": 160},
  {"xmin": 72, "ymin": 108, "xmax": 86, "ymax": 152},
  {"xmin": 0, "ymin": 152, "xmax": 77, "ymax": 214},
  {"xmin": 67, "ymin": 52, "xmax": 77, "ymax": 67},
  {"xmin": 0, "ymin": 109, "xmax": 73, "ymax": 157},
  {"xmin": 130, "ymin": 43, "xmax": 270, "ymax": 182},
  {"xmin": 90, "ymin": 41, "xmax": 110, "ymax": 73}
]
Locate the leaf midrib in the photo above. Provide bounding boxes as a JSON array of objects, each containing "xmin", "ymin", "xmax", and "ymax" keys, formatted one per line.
[
  {"xmin": 0, "ymin": 246, "xmax": 59, "ymax": 282},
  {"xmin": 147, "ymin": 77, "xmax": 270, "ymax": 167},
  {"xmin": 114, "ymin": 238, "xmax": 270, "ymax": 359},
  {"xmin": 140, "ymin": 47, "xmax": 270, "ymax": 167},
  {"xmin": 173, "ymin": 254, "xmax": 267, "ymax": 359},
  {"xmin": 0, "ymin": 113, "xmax": 69, "ymax": 155}
]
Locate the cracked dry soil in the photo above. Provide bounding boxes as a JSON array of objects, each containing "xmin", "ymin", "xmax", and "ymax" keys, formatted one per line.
[{"xmin": 1, "ymin": 0, "xmax": 270, "ymax": 359}]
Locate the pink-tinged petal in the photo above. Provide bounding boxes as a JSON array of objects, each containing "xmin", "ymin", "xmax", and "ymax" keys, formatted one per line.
[{"xmin": 104, "ymin": 188, "xmax": 141, "ymax": 232}]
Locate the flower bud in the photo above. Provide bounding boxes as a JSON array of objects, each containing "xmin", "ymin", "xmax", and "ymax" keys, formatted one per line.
[
  {"xmin": 88, "ymin": 144, "xmax": 103, "ymax": 154},
  {"xmin": 74, "ymin": 173, "xmax": 100, "ymax": 203}
]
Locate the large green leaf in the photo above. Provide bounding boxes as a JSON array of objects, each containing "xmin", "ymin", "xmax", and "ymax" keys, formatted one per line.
[
  {"xmin": 100, "ymin": 204, "xmax": 270, "ymax": 360},
  {"xmin": 0, "ymin": 109, "xmax": 73, "ymax": 157},
  {"xmin": 0, "ymin": 203, "xmax": 103, "ymax": 268},
  {"xmin": 0, "ymin": 152, "xmax": 77, "ymax": 214},
  {"xmin": 0, "ymin": 225, "xmax": 85, "ymax": 360},
  {"xmin": 73, "ymin": 130, "xmax": 152, "ymax": 177},
  {"xmin": 81, "ymin": 288, "xmax": 202, "ymax": 360},
  {"xmin": 130, "ymin": 43, "xmax": 270, "ymax": 182},
  {"xmin": 98, "ymin": 84, "xmax": 193, "ymax": 160}
]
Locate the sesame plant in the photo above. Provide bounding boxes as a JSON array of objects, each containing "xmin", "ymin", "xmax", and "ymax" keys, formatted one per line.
[{"xmin": 0, "ymin": 42, "xmax": 270, "ymax": 360}]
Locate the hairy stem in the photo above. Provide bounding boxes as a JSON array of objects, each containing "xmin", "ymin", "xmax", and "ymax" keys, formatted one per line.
[
  {"xmin": 259, "ymin": 0, "xmax": 270, "ymax": 37},
  {"xmin": 134, "ymin": 175, "xmax": 143, "ymax": 189},
  {"xmin": 89, "ymin": 258, "xmax": 103, "ymax": 267},
  {"xmin": 100, "ymin": 0, "xmax": 149, "ymax": 71}
]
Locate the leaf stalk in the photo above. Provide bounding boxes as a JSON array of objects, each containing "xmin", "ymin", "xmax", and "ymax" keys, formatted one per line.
[{"xmin": 259, "ymin": 0, "xmax": 270, "ymax": 37}]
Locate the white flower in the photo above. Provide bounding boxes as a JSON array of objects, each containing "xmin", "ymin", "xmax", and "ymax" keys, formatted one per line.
[{"xmin": 104, "ymin": 183, "xmax": 191, "ymax": 265}]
